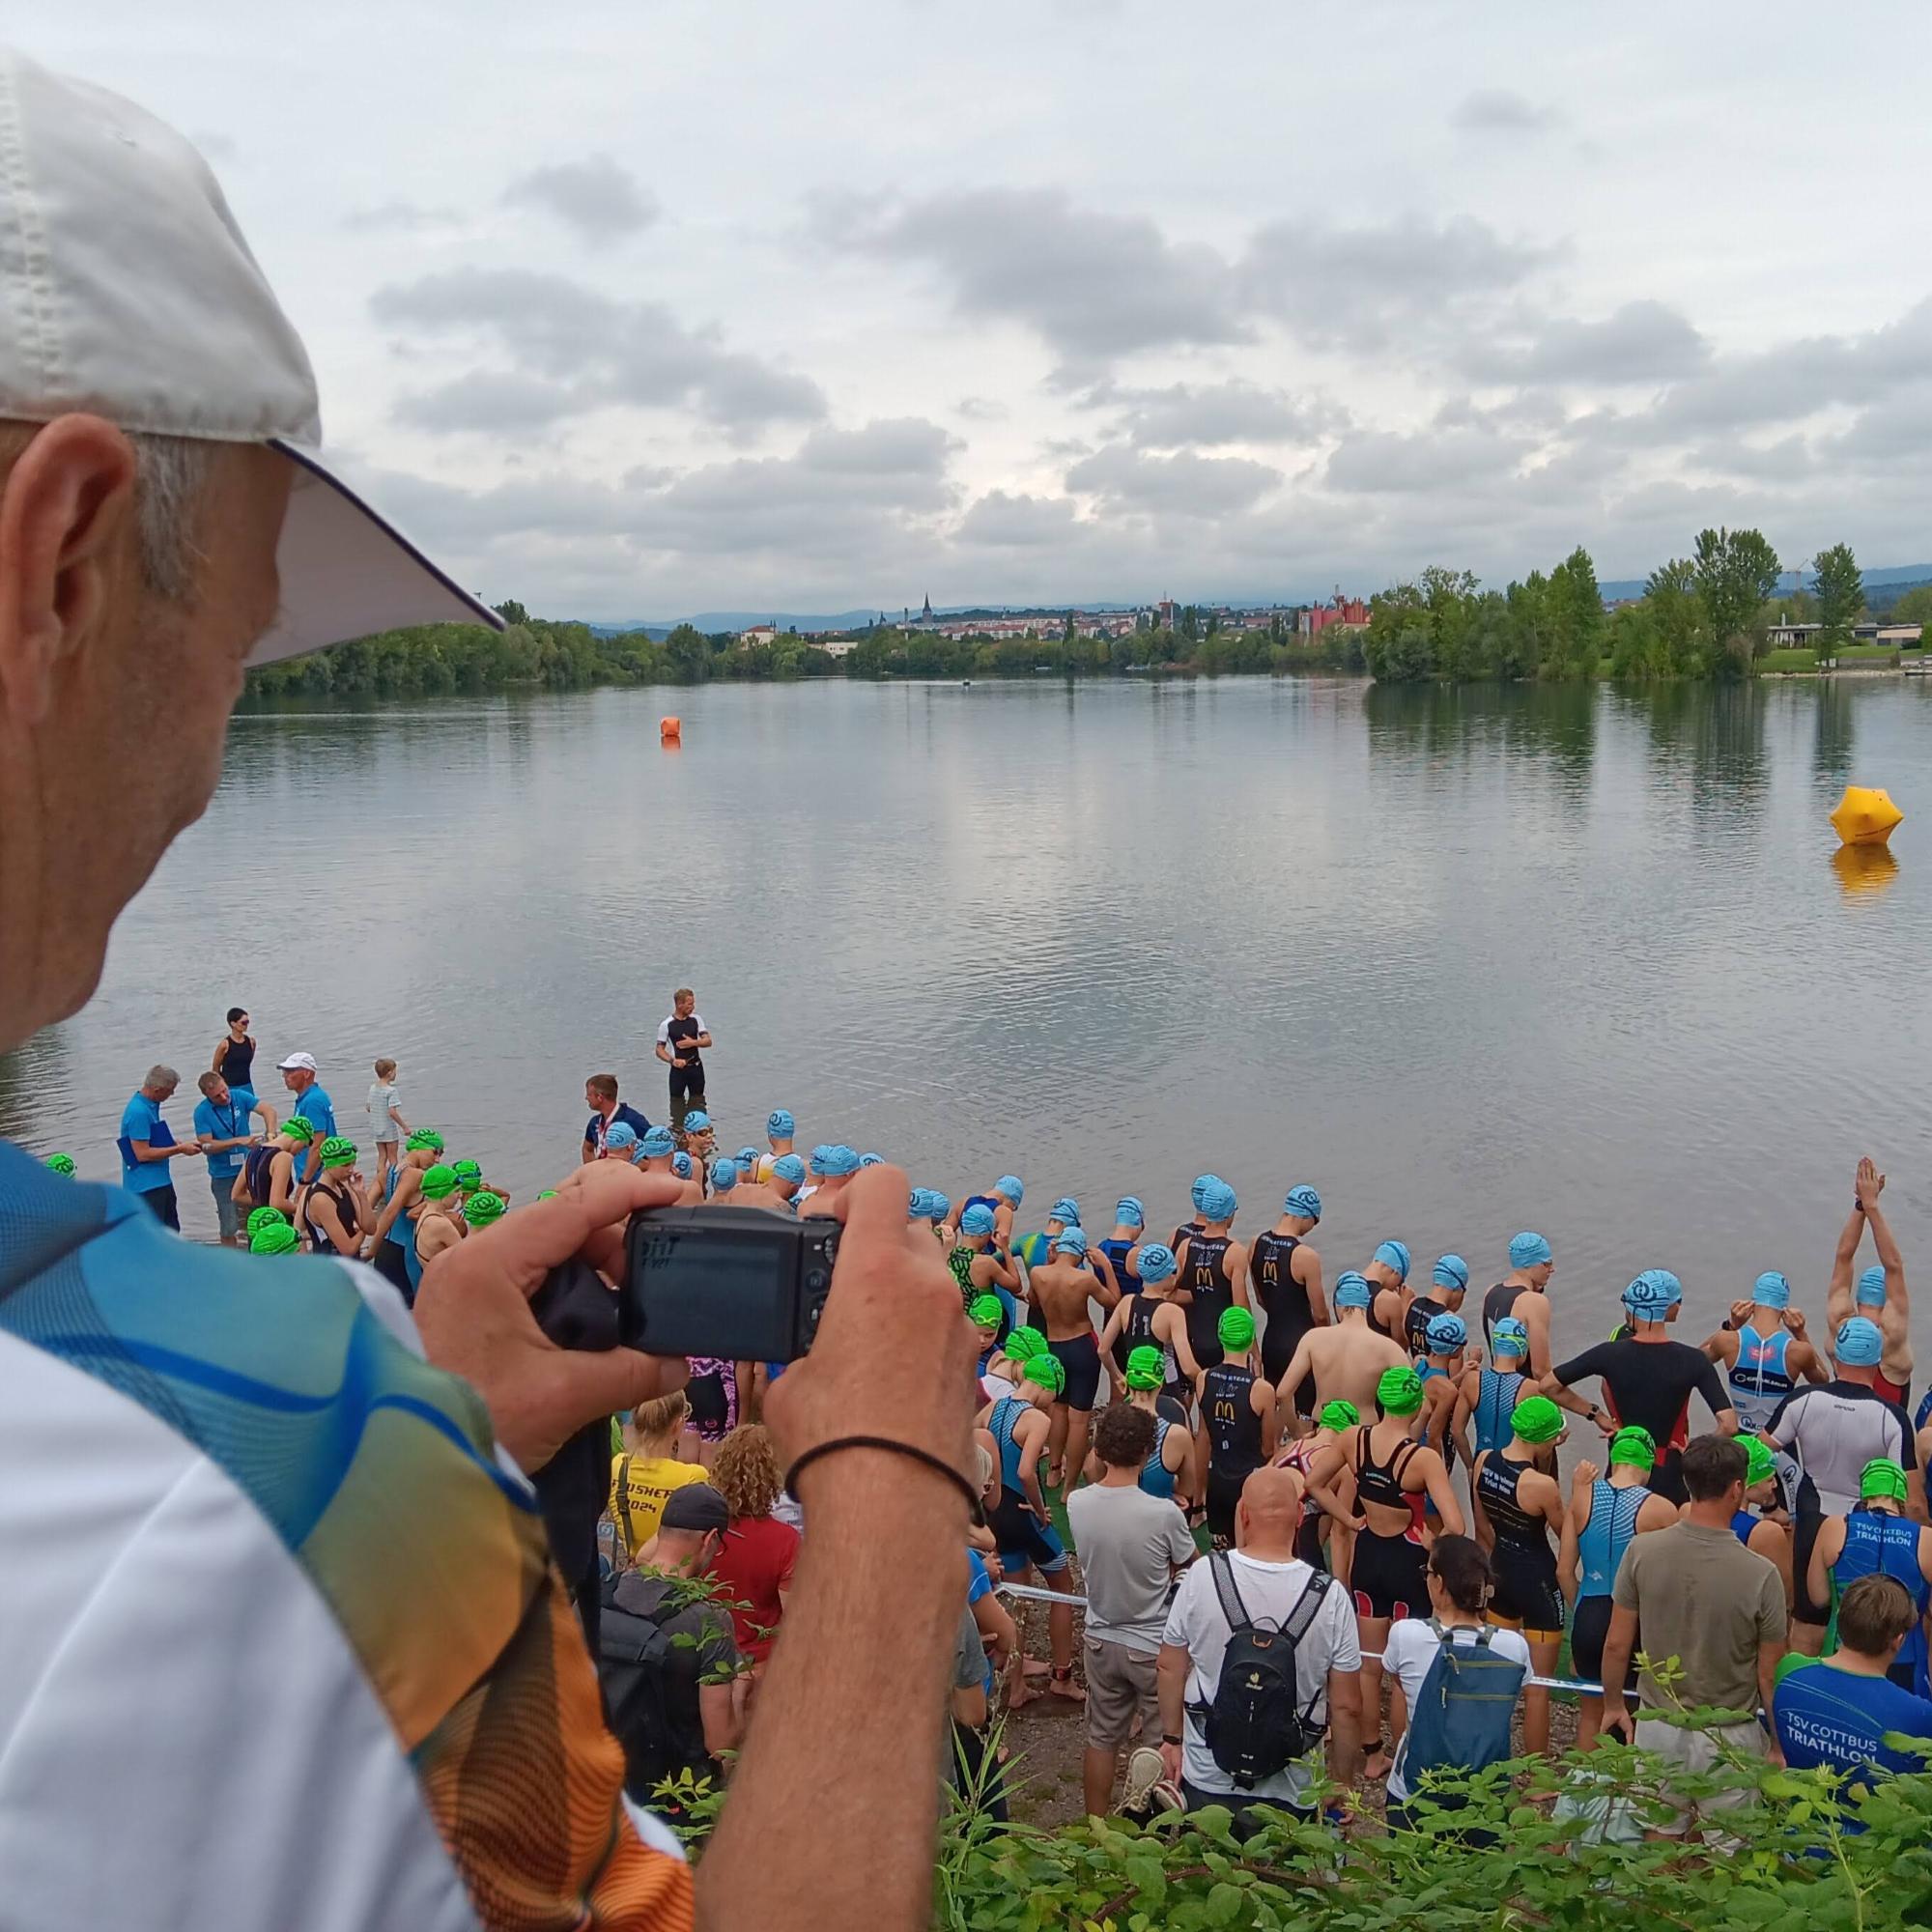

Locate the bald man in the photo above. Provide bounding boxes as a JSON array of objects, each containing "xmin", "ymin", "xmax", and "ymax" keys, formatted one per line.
[{"xmin": 1156, "ymin": 1465, "xmax": 1363, "ymax": 1823}]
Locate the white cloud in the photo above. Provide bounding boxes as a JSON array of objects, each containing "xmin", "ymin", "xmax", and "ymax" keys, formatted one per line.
[{"xmin": 502, "ymin": 156, "xmax": 660, "ymax": 243}]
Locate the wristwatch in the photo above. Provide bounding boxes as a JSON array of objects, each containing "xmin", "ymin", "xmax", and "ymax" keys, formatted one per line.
[{"xmin": 1162, "ymin": 1732, "xmax": 1183, "ymax": 1747}]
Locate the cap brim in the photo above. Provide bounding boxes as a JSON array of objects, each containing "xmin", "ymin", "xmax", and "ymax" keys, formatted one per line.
[{"xmin": 249, "ymin": 441, "xmax": 502, "ymax": 666}]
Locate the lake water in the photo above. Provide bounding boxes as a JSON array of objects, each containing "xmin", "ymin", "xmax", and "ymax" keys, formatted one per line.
[{"xmin": 9, "ymin": 673, "xmax": 1930, "ymax": 1353}]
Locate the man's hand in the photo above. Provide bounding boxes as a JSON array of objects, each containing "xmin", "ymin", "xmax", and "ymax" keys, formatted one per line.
[
  {"xmin": 413, "ymin": 1163, "xmax": 689, "ymax": 1471},
  {"xmin": 1858, "ymin": 1156, "xmax": 1884, "ymax": 1209},
  {"xmin": 764, "ymin": 1164, "xmax": 979, "ymax": 1509},
  {"xmin": 1158, "ymin": 1741, "xmax": 1183, "ymax": 1786},
  {"xmin": 1601, "ymin": 1699, "xmax": 1634, "ymax": 1744}
]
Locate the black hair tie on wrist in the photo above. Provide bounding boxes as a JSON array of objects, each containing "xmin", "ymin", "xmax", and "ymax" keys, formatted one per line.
[{"xmin": 785, "ymin": 1435, "xmax": 985, "ymax": 1526}]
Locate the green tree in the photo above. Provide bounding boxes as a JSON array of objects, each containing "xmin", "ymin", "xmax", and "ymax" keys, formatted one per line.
[
  {"xmin": 1545, "ymin": 546, "xmax": 1605, "ymax": 677},
  {"xmin": 1889, "ymin": 583, "xmax": 1932, "ymax": 627},
  {"xmin": 1811, "ymin": 542, "xmax": 1864, "ymax": 656},
  {"xmin": 1693, "ymin": 526, "xmax": 1780, "ymax": 665},
  {"xmin": 664, "ymin": 623, "xmax": 712, "ymax": 681}
]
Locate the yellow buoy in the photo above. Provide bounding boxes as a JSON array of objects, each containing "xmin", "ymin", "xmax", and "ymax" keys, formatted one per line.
[{"xmin": 1830, "ymin": 784, "xmax": 1903, "ymax": 847}]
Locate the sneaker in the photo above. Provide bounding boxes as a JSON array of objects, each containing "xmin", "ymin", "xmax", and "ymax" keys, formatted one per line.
[{"xmin": 1116, "ymin": 1747, "xmax": 1165, "ymax": 1817}]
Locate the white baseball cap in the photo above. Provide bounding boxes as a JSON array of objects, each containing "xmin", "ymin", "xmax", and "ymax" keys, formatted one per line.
[
  {"xmin": 0, "ymin": 47, "xmax": 498, "ymax": 665},
  {"xmin": 275, "ymin": 1052, "xmax": 319, "ymax": 1074}
]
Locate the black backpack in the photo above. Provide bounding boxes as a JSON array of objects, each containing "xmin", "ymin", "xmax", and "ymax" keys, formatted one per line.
[
  {"xmin": 598, "ymin": 1580, "xmax": 686, "ymax": 1796},
  {"xmin": 1196, "ymin": 1554, "xmax": 1332, "ymax": 1787}
]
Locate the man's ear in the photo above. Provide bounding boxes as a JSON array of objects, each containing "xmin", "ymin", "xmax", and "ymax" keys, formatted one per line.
[{"xmin": 0, "ymin": 416, "xmax": 138, "ymax": 725}]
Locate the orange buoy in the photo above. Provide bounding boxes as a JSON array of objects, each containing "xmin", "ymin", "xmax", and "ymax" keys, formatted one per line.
[
  {"xmin": 1830, "ymin": 784, "xmax": 1902, "ymax": 847},
  {"xmin": 660, "ymin": 716, "xmax": 682, "ymax": 744}
]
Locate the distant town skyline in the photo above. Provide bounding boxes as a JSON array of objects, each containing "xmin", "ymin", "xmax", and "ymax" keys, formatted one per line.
[{"xmin": 22, "ymin": 3, "xmax": 1932, "ymax": 617}]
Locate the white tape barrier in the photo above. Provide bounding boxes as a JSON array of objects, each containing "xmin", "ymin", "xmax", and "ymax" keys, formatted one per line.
[{"xmin": 992, "ymin": 1579, "xmax": 1606, "ymax": 1695}]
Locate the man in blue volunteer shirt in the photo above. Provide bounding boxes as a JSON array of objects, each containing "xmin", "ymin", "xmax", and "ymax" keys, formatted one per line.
[
  {"xmin": 1774, "ymin": 1572, "xmax": 1932, "ymax": 1825},
  {"xmin": 192, "ymin": 1070, "xmax": 271, "ymax": 1246},
  {"xmin": 118, "ymin": 1064, "xmax": 201, "ymax": 1230},
  {"xmin": 276, "ymin": 1051, "xmax": 335, "ymax": 1182}
]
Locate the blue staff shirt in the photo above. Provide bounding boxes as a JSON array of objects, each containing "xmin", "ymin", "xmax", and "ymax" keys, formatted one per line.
[
  {"xmin": 193, "ymin": 1090, "xmax": 257, "ymax": 1180},
  {"xmin": 117, "ymin": 1093, "xmax": 176, "ymax": 1194}
]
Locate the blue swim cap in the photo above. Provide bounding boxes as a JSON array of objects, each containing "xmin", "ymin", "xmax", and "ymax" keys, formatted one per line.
[
  {"xmin": 640, "ymin": 1125, "xmax": 676, "ymax": 1157},
  {"xmin": 1623, "ymin": 1268, "xmax": 1682, "ymax": 1318},
  {"xmin": 1334, "ymin": 1271, "xmax": 1373, "ymax": 1309},
  {"xmin": 1136, "ymin": 1241, "xmax": 1177, "ymax": 1284},
  {"xmin": 771, "ymin": 1152, "xmax": 807, "ymax": 1185},
  {"xmin": 995, "ymin": 1175, "xmax": 1024, "ymax": 1206},
  {"xmin": 710, "ymin": 1158, "xmax": 738, "ymax": 1191},
  {"xmin": 1200, "ymin": 1179, "xmax": 1237, "ymax": 1223},
  {"xmin": 1836, "ymin": 1316, "xmax": 1885, "ymax": 1366},
  {"xmin": 682, "ymin": 1111, "xmax": 711, "ymax": 1134},
  {"xmin": 823, "ymin": 1145, "xmax": 862, "ymax": 1178},
  {"xmin": 604, "ymin": 1122, "xmax": 639, "ymax": 1151},
  {"xmin": 735, "ymin": 1146, "xmax": 760, "ymax": 1167},
  {"xmin": 1053, "ymin": 1227, "xmax": 1089, "ymax": 1258},
  {"xmin": 768, "ymin": 1109, "xmax": 794, "ymax": 1137},
  {"xmin": 1433, "ymin": 1254, "xmax": 1469, "ymax": 1293},
  {"xmin": 1374, "ymin": 1239, "xmax": 1410, "ymax": 1282},
  {"xmin": 1050, "ymin": 1196, "xmax": 1080, "ymax": 1225},
  {"xmin": 1426, "ymin": 1312, "xmax": 1468, "ymax": 1352},
  {"xmin": 1510, "ymin": 1232, "xmax": 1552, "ymax": 1270},
  {"xmin": 859, "ymin": 1152, "xmax": 884, "ymax": 1168},
  {"xmin": 961, "ymin": 1203, "xmax": 997, "ymax": 1236},
  {"xmin": 809, "ymin": 1144, "xmax": 834, "ymax": 1174},
  {"xmin": 1284, "ymin": 1185, "xmax": 1321, "ymax": 1221},
  {"xmin": 907, "ymin": 1187, "xmax": 934, "ymax": 1218},
  {"xmin": 1857, "ymin": 1264, "xmax": 1888, "ymax": 1308},
  {"xmin": 925, "ymin": 1192, "xmax": 951, "ymax": 1222},
  {"xmin": 1190, "ymin": 1174, "xmax": 1220, "ymax": 1211},
  {"xmin": 1492, "ymin": 1317, "xmax": 1530, "ymax": 1357},
  {"xmin": 1753, "ymin": 1270, "xmax": 1792, "ymax": 1310},
  {"xmin": 671, "ymin": 1151, "xmax": 693, "ymax": 1179},
  {"xmin": 1117, "ymin": 1195, "xmax": 1146, "ymax": 1229}
]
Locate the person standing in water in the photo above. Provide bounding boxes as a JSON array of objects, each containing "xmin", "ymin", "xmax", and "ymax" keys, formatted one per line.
[
  {"xmin": 655, "ymin": 987, "xmax": 713, "ymax": 1131},
  {"xmin": 211, "ymin": 1006, "xmax": 257, "ymax": 1094},
  {"xmin": 1249, "ymin": 1185, "xmax": 1325, "ymax": 1409}
]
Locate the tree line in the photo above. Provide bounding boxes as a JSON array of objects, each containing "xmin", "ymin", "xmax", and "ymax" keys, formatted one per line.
[{"xmin": 1363, "ymin": 531, "xmax": 1870, "ymax": 685}]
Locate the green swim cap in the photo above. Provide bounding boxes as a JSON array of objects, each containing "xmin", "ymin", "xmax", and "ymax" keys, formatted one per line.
[
  {"xmin": 1511, "ymin": 1395, "xmax": 1565, "ymax": 1444},
  {"xmin": 1861, "ymin": 1456, "xmax": 1910, "ymax": 1503},
  {"xmin": 1005, "ymin": 1325, "xmax": 1046, "ymax": 1362},
  {"xmin": 1319, "ymin": 1399, "xmax": 1360, "ymax": 1433},
  {"xmin": 43, "ymin": 1152, "xmax": 75, "ymax": 1176},
  {"xmin": 1218, "ymin": 1306, "xmax": 1257, "ymax": 1352},
  {"xmin": 537, "ymin": 1188, "xmax": 557, "ymax": 1200},
  {"xmin": 417, "ymin": 1163, "xmax": 460, "ymax": 1201},
  {"xmin": 969, "ymin": 1293, "xmax": 1005, "ymax": 1329},
  {"xmin": 463, "ymin": 1190, "xmax": 506, "ymax": 1227},
  {"xmin": 451, "ymin": 1158, "xmax": 482, "ymax": 1186},
  {"xmin": 251, "ymin": 1222, "xmax": 299, "ymax": 1256},
  {"xmin": 406, "ymin": 1127, "xmax": 443, "ymax": 1152},
  {"xmin": 319, "ymin": 1136, "xmax": 356, "ymax": 1168},
  {"xmin": 1378, "ymin": 1366, "xmax": 1425, "ymax": 1417},
  {"xmin": 1025, "ymin": 1351, "xmax": 1066, "ymax": 1397},
  {"xmin": 282, "ymin": 1117, "xmax": 315, "ymax": 1142},
  {"xmin": 1607, "ymin": 1425, "xmax": 1656, "ymax": 1470},
  {"xmin": 246, "ymin": 1206, "xmax": 289, "ymax": 1239},
  {"xmin": 1744, "ymin": 1435, "xmax": 1777, "ymax": 1489},
  {"xmin": 1124, "ymin": 1345, "xmax": 1165, "ymax": 1391}
]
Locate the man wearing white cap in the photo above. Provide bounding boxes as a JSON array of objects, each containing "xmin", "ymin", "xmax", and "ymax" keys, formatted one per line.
[
  {"xmin": 0, "ymin": 45, "xmax": 980, "ymax": 1932},
  {"xmin": 277, "ymin": 1050, "xmax": 335, "ymax": 1182}
]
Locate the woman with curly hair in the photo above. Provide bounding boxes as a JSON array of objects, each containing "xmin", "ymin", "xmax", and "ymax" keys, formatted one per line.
[{"xmin": 707, "ymin": 1424, "xmax": 802, "ymax": 1667}]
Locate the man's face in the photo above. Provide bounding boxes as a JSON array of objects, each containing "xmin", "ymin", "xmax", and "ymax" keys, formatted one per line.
[
  {"xmin": 586, "ymin": 1085, "xmax": 613, "ymax": 1117},
  {"xmin": 148, "ymin": 1079, "xmax": 178, "ymax": 1103},
  {"xmin": 0, "ymin": 431, "xmax": 292, "ymax": 1046},
  {"xmin": 207, "ymin": 1078, "xmax": 230, "ymax": 1106},
  {"xmin": 281, "ymin": 1067, "xmax": 308, "ymax": 1094},
  {"xmin": 675, "ymin": 993, "xmax": 695, "ymax": 1018}
]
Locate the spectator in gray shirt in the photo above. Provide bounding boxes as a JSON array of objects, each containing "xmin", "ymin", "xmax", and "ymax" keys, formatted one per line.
[{"xmin": 1065, "ymin": 1404, "xmax": 1198, "ymax": 1816}]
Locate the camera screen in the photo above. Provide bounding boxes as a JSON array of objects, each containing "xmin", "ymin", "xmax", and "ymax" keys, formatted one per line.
[{"xmin": 635, "ymin": 1225, "xmax": 791, "ymax": 1359}]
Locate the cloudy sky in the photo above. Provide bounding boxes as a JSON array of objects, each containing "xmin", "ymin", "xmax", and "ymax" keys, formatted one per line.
[{"xmin": 23, "ymin": 3, "xmax": 1932, "ymax": 618}]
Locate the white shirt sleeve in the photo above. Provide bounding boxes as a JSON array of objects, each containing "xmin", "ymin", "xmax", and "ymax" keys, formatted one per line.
[
  {"xmin": 655, "ymin": 1017, "xmax": 672, "ymax": 1045},
  {"xmin": 1161, "ymin": 1561, "xmax": 1205, "ymax": 1649},
  {"xmin": 1323, "ymin": 1579, "xmax": 1362, "ymax": 1672},
  {"xmin": 692, "ymin": 1014, "xmax": 708, "ymax": 1035}
]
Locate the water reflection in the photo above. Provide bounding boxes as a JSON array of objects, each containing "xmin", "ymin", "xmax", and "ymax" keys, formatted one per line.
[{"xmin": 1832, "ymin": 841, "xmax": 1900, "ymax": 899}]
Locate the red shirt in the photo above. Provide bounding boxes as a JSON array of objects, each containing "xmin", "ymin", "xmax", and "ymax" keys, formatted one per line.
[{"xmin": 707, "ymin": 1514, "xmax": 800, "ymax": 1663}]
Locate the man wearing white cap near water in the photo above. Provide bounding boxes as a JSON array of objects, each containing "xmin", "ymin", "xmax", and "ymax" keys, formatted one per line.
[
  {"xmin": 0, "ymin": 46, "xmax": 979, "ymax": 1932},
  {"xmin": 276, "ymin": 1050, "xmax": 334, "ymax": 1183},
  {"xmin": 1763, "ymin": 1313, "xmax": 1922, "ymax": 1657}
]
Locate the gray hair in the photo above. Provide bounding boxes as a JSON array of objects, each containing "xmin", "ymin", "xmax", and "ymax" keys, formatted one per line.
[
  {"xmin": 0, "ymin": 420, "xmax": 212, "ymax": 603},
  {"xmin": 129, "ymin": 432, "xmax": 213, "ymax": 604},
  {"xmin": 144, "ymin": 1064, "xmax": 180, "ymax": 1092}
]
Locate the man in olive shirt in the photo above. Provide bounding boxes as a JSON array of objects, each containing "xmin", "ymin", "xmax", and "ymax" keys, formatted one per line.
[{"xmin": 1600, "ymin": 1435, "xmax": 1787, "ymax": 1836}]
